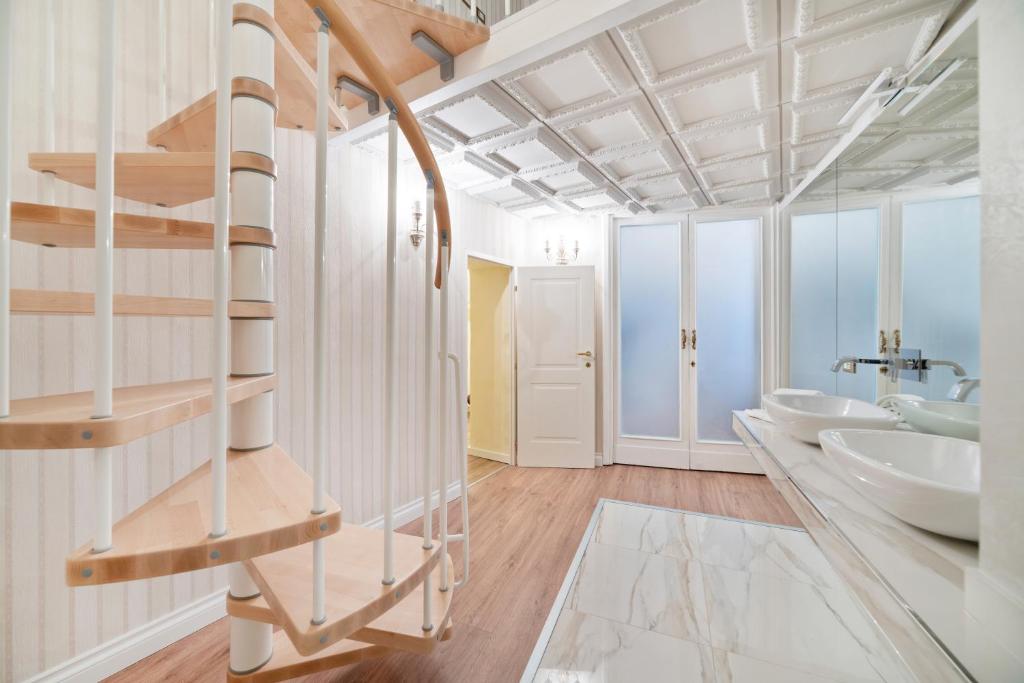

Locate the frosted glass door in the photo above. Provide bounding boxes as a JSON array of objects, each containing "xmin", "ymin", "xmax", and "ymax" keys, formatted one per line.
[
  {"xmin": 693, "ymin": 219, "xmax": 761, "ymax": 443},
  {"xmin": 618, "ymin": 223, "xmax": 682, "ymax": 439},
  {"xmin": 790, "ymin": 208, "xmax": 880, "ymax": 401},
  {"xmin": 899, "ymin": 196, "xmax": 980, "ymax": 401}
]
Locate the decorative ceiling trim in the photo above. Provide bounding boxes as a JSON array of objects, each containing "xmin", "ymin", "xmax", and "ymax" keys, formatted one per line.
[
  {"xmin": 795, "ymin": 0, "xmax": 923, "ymax": 37},
  {"xmin": 694, "ymin": 150, "xmax": 775, "ymax": 190},
  {"xmin": 674, "ymin": 112, "xmax": 776, "ymax": 167},
  {"xmin": 498, "ymin": 35, "xmax": 636, "ymax": 122},
  {"xmin": 789, "ymin": 92, "xmax": 859, "ymax": 145},
  {"xmin": 556, "ymin": 94, "xmax": 662, "ymax": 158},
  {"xmin": 791, "ymin": 3, "xmax": 952, "ymax": 102},
  {"xmin": 593, "ymin": 137, "xmax": 684, "ymax": 185},
  {"xmin": 420, "ymin": 82, "xmax": 533, "ymax": 147},
  {"xmin": 522, "ymin": 160, "xmax": 607, "ymax": 197},
  {"xmin": 654, "ymin": 60, "xmax": 768, "ymax": 133},
  {"xmin": 480, "ymin": 127, "xmax": 578, "ymax": 175}
]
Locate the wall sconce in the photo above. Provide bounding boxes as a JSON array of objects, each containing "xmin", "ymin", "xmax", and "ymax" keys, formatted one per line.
[
  {"xmin": 544, "ymin": 236, "xmax": 579, "ymax": 265},
  {"xmin": 410, "ymin": 200, "xmax": 424, "ymax": 248}
]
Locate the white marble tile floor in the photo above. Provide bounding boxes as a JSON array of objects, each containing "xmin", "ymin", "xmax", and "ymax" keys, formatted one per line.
[{"xmin": 525, "ymin": 500, "xmax": 915, "ymax": 683}]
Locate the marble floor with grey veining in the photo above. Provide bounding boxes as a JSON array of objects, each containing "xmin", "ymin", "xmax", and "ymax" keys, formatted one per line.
[{"xmin": 528, "ymin": 500, "xmax": 914, "ymax": 683}]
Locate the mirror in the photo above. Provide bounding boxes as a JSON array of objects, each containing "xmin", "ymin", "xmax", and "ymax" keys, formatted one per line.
[
  {"xmin": 787, "ymin": 23, "xmax": 979, "ymax": 406},
  {"xmin": 782, "ymin": 21, "xmax": 996, "ymax": 680}
]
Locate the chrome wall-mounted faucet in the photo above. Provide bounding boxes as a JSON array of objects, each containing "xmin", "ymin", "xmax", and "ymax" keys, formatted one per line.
[
  {"xmin": 948, "ymin": 378, "xmax": 980, "ymax": 402},
  {"xmin": 830, "ymin": 349, "xmax": 968, "ymax": 384}
]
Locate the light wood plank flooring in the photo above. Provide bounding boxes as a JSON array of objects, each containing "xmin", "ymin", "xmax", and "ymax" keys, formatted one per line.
[
  {"xmin": 467, "ymin": 455, "xmax": 506, "ymax": 485},
  {"xmin": 108, "ymin": 465, "xmax": 799, "ymax": 683}
]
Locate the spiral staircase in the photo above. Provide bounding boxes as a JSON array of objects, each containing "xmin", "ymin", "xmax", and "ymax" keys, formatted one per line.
[{"xmin": 0, "ymin": 1, "xmax": 488, "ymax": 680}]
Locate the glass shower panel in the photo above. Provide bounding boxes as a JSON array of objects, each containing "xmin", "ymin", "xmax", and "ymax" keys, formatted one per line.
[
  {"xmin": 695, "ymin": 219, "xmax": 761, "ymax": 442},
  {"xmin": 900, "ymin": 196, "xmax": 980, "ymax": 401},
  {"xmin": 790, "ymin": 208, "xmax": 879, "ymax": 401},
  {"xmin": 619, "ymin": 224, "xmax": 681, "ymax": 439}
]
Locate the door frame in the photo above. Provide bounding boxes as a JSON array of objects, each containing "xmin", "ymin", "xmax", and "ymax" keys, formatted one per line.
[
  {"xmin": 608, "ymin": 208, "xmax": 771, "ymax": 472},
  {"xmin": 465, "ymin": 251, "xmax": 517, "ymax": 466}
]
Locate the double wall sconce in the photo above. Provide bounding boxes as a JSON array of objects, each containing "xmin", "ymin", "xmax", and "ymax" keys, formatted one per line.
[
  {"xmin": 544, "ymin": 236, "xmax": 579, "ymax": 265},
  {"xmin": 410, "ymin": 200, "xmax": 425, "ymax": 248}
]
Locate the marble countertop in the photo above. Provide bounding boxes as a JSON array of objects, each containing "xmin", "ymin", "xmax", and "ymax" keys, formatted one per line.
[{"xmin": 732, "ymin": 411, "xmax": 1020, "ymax": 682}]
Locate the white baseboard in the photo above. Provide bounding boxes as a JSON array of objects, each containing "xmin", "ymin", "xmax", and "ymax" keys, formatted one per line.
[
  {"xmin": 27, "ymin": 480, "xmax": 465, "ymax": 683},
  {"xmin": 25, "ymin": 588, "xmax": 228, "ymax": 683},
  {"xmin": 594, "ymin": 452, "xmax": 603, "ymax": 467},
  {"xmin": 467, "ymin": 446, "xmax": 510, "ymax": 464}
]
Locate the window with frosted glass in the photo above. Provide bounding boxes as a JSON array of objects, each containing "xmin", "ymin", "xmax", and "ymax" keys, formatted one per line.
[
  {"xmin": 695, "ymin": 219, "xmax": 761, "ymax": 442},
  {"xmin": 790, "ymin": 209, "xmax": 879, "ymax": 401},
  {"xmin": 619, "ymin": 224, "xmax": 680, "ymax": 439},
  {"xmin": 900, "ymin": 196, "xmax": 980, "ymax": 401}
]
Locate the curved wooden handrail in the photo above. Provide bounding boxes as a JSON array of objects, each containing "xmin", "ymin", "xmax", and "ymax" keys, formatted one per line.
[{"xmin": 306, "ymin": 0, "xmax": 452, "ymax": 289}]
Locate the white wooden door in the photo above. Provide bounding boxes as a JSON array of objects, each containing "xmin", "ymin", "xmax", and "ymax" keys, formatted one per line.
[{"xmin": 516, "ymin": 266, "xmax": 596, "ymax": 468}]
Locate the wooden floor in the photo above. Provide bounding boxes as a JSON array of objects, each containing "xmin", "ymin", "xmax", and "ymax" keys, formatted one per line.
[
  {"xmin": 467, "ymin": 455, "xmax": 506, "ymax": 485},
  {"xmin": 109, "ymin": 465, "xmax": 799, "ymax": 683}
]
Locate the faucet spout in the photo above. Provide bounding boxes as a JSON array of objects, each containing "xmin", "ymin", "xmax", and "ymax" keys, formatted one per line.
[
  {"xmin": 927, "ymin": 359, "xmax": 967, "ymax": 377},
  {"xmin": 947, "ymin": 378, "xmax": 980, "ymax": 402},
  {"xmin": 830, "ymin": 356, "xmax": 858, "ymax": 373}
]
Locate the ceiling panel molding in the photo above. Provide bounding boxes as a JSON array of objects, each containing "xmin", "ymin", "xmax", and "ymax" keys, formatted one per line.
[
  {"xmin": 498, "ymin": 35, "xmax": 636, "ymax": 122},
  {"xmin": 420, "ymin": 82, "xmax": 533, "ymax": 147},
  {"xmin": 556, "ymin": 93, "xmax": 663, "ymax": 158},
  {"xmin": 846, "ymin": 128, "xmax": 979, "ymax": 167},
  {"xmin": 653, "ymin": 58, "xmax": 773, "ymax": 133},
  {"xmin": 790, "ymin": 3, "xmax": 953, "ymax": 102},
  {"xmin": 465, "ymin": 176, "xmax": 545, "ymax": 208},
  {"xmin": 521, "ymin": 159, "xmax": 607, "ymax": 198},
  {"xmin": 563, "ymin": 186, "xmax": 635, "ymax": 213},
  {"xmin": 789, "ymin": 92, "xmax": 860, "ymax": 145},
  {"xmin": 710, "ymin": 177, "xmax": 776, "ymax": 204},
  {"xmin": 694, "ymin": 150, "xmax": 777, "ymax": 190},
  {"xmin": 616, "ymin": 0, "xmax": 770, "ymax": 87},
  {"xmin": 673, "ymin": 110, "xmax": 778, "ymax": 167},
  {"xmin": 479, "ymin": 126, "xmax": 578, "ymax": 174},
  {"xmin": 622, "ymin": 170, "xmax": 698, "ymax": 203},
  {"xmin": 593, "ymin": 136, "xmax": 685, "ymax": 185},
  {"xmin": 794, "ymin": 0, "xmax": 928, "ymax": 38},
  {"xmin": 437, "ymin": 149, "xmax": 510, "ymax": 190}
]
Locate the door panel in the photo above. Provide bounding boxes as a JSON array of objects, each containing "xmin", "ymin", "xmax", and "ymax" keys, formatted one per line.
[{"xmin": 516, "ymin": 266, "xmax": 596, "ymax": 468}]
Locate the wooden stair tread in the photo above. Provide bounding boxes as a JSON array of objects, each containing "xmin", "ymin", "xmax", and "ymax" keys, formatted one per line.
[
  {"xmin": 11, "ymin": 289, "xmax": 274, "ymax": 318},
  {"xmin": 226, "ymin": 618, "xmax": 455, "ymax": 683},
  {"xmin": 10, "ymin": 201, "xmax": 274, "ymax": 249},
  {"xmin": 243, "ymin": 524, "xmax": 444, "ymax": 656},
  {"xmin": 26, "ymin": 152, "xmax": 275, "ymax": 208},
  {"xmin": 228, "ymin": 554, "xmax": 455, "ymax": 655},
  {"xmin": 0, "ymin": 375, "xmax": 275, "ymax": 450},
  {"xmin": 227, "ymin": 629, "xmax": 389, "ymax": 683},
  {"xmin": 66, "ymin": 444, "xmax": 341, "ymax": 586},
  {"xmin": 232, "ymin": 3, "xmax": 347, "ymax": 136},
  {"xmin": 276, "ymin": 0, "xmax": 489, "ymax": 109}
]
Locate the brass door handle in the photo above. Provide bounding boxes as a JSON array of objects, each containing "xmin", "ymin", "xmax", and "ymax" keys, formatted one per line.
[
  {"xmin": 690, "ymin": 329, "xmax": 697, "ymax": 350},
  {"xmin": 879, "ymin": 329, "xmax": 887, "ymax": 354},
  {"xmin": 576, "ymin": 351, "xmax": 592, "ymax": 357}
]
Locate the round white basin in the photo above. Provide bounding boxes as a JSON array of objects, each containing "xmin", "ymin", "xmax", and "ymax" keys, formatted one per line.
[
  {"xmin": 762, "ymin": 393, "xmax": 898, "ymax": 445},
  {"xmin": 819, "ymin": 429, "xmax": 979, "ymax": 541},
  {"xmin": 897, "ymin": 399, "xmax": 979, "ymax": 441}
]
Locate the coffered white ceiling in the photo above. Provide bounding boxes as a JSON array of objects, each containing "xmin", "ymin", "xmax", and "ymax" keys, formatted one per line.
[{"xmin": 354, "ymin": 0, "xmax": 964, "ymax": 214}]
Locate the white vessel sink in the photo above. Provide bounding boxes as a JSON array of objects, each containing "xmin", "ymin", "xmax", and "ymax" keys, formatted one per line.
[
  {"xmin": 762, "ymin": 393, "xmax": 898, "ymax": 445},
  {"xmin": 896, "ymin": 399, "xmax": 979, "ymax": 441},
  {"xmin": 819, "ymin": 429, "xmax": 979, "ymax": 541}
]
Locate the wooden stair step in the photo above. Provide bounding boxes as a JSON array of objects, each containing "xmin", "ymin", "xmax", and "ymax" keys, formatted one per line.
[
  {"xmin": 227, "ymin": 630, "xmax": 388, "ymax": 683},
  {"xmin": 0, "ymin": 375, "xmax": 275, "ymax": 450},
  {"xmin": 276, "ymin": 0, "xmax": 489, "ymax": 109},
  {"xmin": 148, "ymin": 5, "xmax": 349, "ymax": 153},
  {"xmin": 67, "ymin": 444, "xmax": 341, "ymax": 586},
  {"xmin": 26, "ymin": 152, "xmax": 275, "ymax": 208},
  {"xmin": 242, "ymin": 524, "xmax": 444, "ymax": 656},
  {"xmin": 226, "ymin": 619, "xmax": 455, "ymax": 683},
  {"xmin": 228, "ymin": 554, "xmax": 455, "ymax": 655},
  {"xmin": 10, "ymin": 201, "xmax": 274, "ymax": 249},
  {"xmin": 11, "ymin": 289, "xmax": 274, "ymax": 318}
]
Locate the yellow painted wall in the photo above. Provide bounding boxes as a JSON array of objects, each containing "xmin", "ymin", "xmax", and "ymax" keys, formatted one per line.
[{"xmin": 468, "ymin": 259, "xmax": 513, "ymax": 460}]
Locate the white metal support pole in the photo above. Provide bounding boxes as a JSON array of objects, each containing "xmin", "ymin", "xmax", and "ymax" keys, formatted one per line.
[
  {"xmin": 210, "ymin": 0, "xmax": 232, "ymax": 541},
  {"xmin": 448, "ymin": 352, "xmax": 469, "ymax": 588},
  {"xmin": 505, "ymin": 0, "xmax": 511, "ymax": 19},
  {"xmin": 421, "ymin": 181, "xmax": 435, "ymax": 631},
  {"xmin": 92, "ymin": 0, "xmax": 117, "ymax": 554},
  {"xmin": 0, "ymin": 0, "xmax": 12, "ymax": 419},
  {"xmin": 438, "ymin": 240, "xmax": 450, "ymax": 592},
  {"xmin": 310, "ymin": 8, "xmax": 330, "ymax": 626},
  {"xmin": 383, "ymin": 106, "xmax": 399, "ymax": 586}
]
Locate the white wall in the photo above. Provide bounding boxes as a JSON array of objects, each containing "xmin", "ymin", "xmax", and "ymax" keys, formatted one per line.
[{"xmin": 0, "ymin": 3, "xmax": 525, "ymax": 680}]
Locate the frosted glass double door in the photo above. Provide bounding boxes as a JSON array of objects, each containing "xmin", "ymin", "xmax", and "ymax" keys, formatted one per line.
[{"xmin": 616, "ymin": 217, "xmax": 762, "ymax": 471}]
